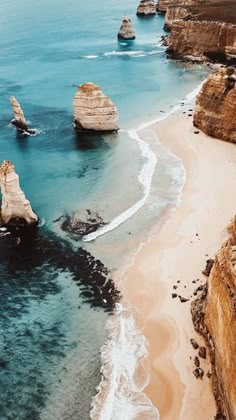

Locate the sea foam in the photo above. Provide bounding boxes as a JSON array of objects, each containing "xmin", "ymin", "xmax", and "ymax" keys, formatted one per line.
[
  {"xmin": 83, "ymin": 81, "xmax": 204, "ymax": 242},
  {"xmin": 90, "ymin": 304, "xmax": 160, "ymax": 420}
]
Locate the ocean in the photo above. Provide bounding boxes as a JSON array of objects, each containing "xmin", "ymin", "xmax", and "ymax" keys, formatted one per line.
[{"xmin": 0, "ymin": 0, "xmax": 209, "ymax": 419}]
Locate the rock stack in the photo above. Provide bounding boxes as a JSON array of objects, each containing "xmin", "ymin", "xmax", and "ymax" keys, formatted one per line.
[
  {"xmin": 73, "ymin": 83, "xmax": 118, "ymax": 132},
  {"xmin": 0, "ymin": 160, "xmax": 38, "ymax": 225},
  {"xmin": 118, "ymin": 16, "xmax": 136, "ymax": 40},
  {"xmin": 193, "ymin": 67, "xmax": 236, "ymax": 143},
  {"xmin": 137, "ymin": 0, "xmax": 156, "ymax": 16},
  {"xmin": 10, "ymin": 96, "xmax": 36, "ymax": 135}
]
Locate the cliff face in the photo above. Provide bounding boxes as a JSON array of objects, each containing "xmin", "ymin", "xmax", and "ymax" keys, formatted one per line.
[
  {"xmin": 205, "ymin": 217, "xmax": 236, "ymax": 419},
  {"xmin": 0, "ymin": 160, "xmax": 38, "ymax": 225},
  {"xmin": 192, "ymin": 217, "xmax": 236, "ymax": 419},
  {"xmin": 118, "ymin": 16, "xmax": 135, "ymax": 40},
  {"xmin": 137, "ymin": 0, "xmax": 156, "ymax": 16},
  {"xmin": 73, "ymin": 83, "xmax": 118, "ymax": 132},
  {"xmin": 167, "ymin": 20, "xmax": 236, "ymax": 63},
  {"xmin": 157, "ymin": 0, "xmax": 171, "ymax": 13},
  {"xmin": 164, "ymin": 1, "xmax": 236, "ymax": 31},
  {"xmin": 193, "ymin": 68, "xmax": 236, "ymax": 143}
]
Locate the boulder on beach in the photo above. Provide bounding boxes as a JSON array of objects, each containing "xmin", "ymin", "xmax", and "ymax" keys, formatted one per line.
[
  {"xmin": 9, "ymin": 96, "xmax": 37, "ymax": 135},
  {"xmin": 118, "ymin": 16, "xmax": 136, "ymax": 40},
  {"xmin": 73, "ymin": 83, "xmax": 119, "ymax": 132},
  {"xmin": 0, "ymin": 160, "xmax": 38, "ymax": 225},
  {"xmin": 137, "ymin": 0, "xmax": 156, "ymax": 16}
]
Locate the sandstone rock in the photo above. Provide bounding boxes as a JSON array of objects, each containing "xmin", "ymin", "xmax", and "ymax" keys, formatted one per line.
[
  {"xmin": 190, "ymin": 338, "xmax": 199, "ymax": 349},
  {"xmin": 202, "ymin": 259, "xmax": 215, "ymax": 277},
  {"xmin": 73, "ymin": 83, "xmax": 118, "ymax": 132},
  {"xmin": 118, "ymin": 16, "xmax": 135, "ymax": 40},
  {"xmin": 156, "ymin": 0, "xmax": 171, "ymax": 13},
  {"xmin": 198, "ymin": 346, "xmax": 207, "ymax": 359},
  {"xmin": 137, "ymin": 0, "xmax": 156, "ymax": 16},
  {"xmin": 167, "ymin": 19, "xmax": 236, "ymax": 63},
  {"xmin": 9, "ymin": 96, "xmax": 36, "ymax": 135},
  {"xmin": 191, "ymin": 216, "xmax": 236, "ymax": 419},
  {"xmin": 0, "ymin": 160, "xmax": 38, "ymax": 225},
  {"xmin": 194, "ymin": 68, "xmax": 236, "ymax": 143}
]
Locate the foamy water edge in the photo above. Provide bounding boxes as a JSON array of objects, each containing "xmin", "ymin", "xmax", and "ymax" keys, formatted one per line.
[
  {"xmin": 83, "ymin": 81, "xmax": 204, "ymax": 242},
  {"xmin": 89, "ymin": 83, "xmax": 205, "ymax": 420}
]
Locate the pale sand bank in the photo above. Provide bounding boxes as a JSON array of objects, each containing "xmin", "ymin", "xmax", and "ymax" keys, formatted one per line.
[{"xmin": 122, "ymin": 113, "xmax": 236, "ymax": 419}]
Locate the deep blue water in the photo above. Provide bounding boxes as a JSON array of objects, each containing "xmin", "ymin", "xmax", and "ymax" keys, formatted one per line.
[{"xmin": 0, "ymin": 0, "xmax": 210, "ymax": 418}]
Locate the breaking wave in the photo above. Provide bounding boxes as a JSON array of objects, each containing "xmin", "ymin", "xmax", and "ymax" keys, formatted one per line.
[
  {"xmin": 83, "ymin": 81, "xmax": 204, "ymax": 242},
  {"xmin": 90, "ymin": 304, "xmax": 159, "ymax": 420}
]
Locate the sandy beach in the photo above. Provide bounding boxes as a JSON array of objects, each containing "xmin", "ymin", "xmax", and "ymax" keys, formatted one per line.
[{"xmin": 122, "ymin": 112, "xmax": 236, "ymax": 419}]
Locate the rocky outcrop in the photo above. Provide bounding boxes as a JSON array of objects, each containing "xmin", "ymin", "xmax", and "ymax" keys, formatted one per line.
[
  {"xmin": 167, "ymin": 20, "xmax": 236, "ymax": 63},
  {"xmin": 137, "ymin": 0, "xmax": 156, "ymax": 16},
  {"xmin": 192, "ymin": 217, "xmax": 236, "ymax": 419},
  {"xmin": 193, "ymin": 68, "xmax": 236, "ymax": 143},
  {"xmin": 118, "ymin": 16, "xmax": 135, "ymax": 40},
  {"xmin": 9, "ymin": 96, "xmax": 36, "ymax": 135},
  {"xmin": 164, "ymin": 1, "xmax": 236, "ymax": 31},
  {"xmin": 156, "ymin": 0, "xmax": 171, "ymax": 13},
  {"xmin": 0, "ymin": 160, "xmax": 38, "ymax": 225},
  {"xmin": 73, "ymin": 83, "xmax": 118, "ymax": 132}
]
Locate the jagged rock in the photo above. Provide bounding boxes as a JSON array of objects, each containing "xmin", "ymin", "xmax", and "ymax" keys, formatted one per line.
[
  {"xmin": 73, "ymin": 83, "xmax": 119, "ymax": 132},
  {"xmin": 194, "ymin": 356, "xmax": 200, "ymax": 367},
  {"xmin": 118, "ymin": 16, "xmax": 135, "ymax": 40},
  {"xmin": 193, "ymin": 367, "xmax": 204, "ymax": 379},
  {"xmin": 0, "ymin": 160, "xmax": 38, "ymax": 225},
  {"xmin": 202, "ymin": 259, "xmax": 215, "ymax": 277},
  {"xmin": 198, "ymin": 346, "xmax": 207, "ymax": 359},
  {"xmin": 191, "ymin": 216, "xmax": 236, "ymax": 419},
  {"xmin": 9, "ymin": 96, "xmax": 36, "ymax": 135},
  {"xmin": 190, "ymin": 338, "xmax": 199, "ymax": 349},
  {"xmin": 194, "ymin": 68, "xmax": 236, "ymax": 143},
  {"xmin": 61, "ymin": 210, "xmax": 105, "ymax": 237},
  {"xmin": 137, "ymin": 0, "xmax": 156, "ymax": 16}
]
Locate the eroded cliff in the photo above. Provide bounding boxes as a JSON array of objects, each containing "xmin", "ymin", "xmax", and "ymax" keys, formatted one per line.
[
  {"xmin": 192, "ymin": 217, "xmax": 236, "ymax": 419},
  {"xmin": 73, "ymin": 83, "xmax": 118, "ymax": 132},
  {"xmin": 193, "ymin": 67, "xmax": 236, "ymax": 143},
  {"xmin": 0, "ymin": 160, "xmax": 38, "ymax": 225}
]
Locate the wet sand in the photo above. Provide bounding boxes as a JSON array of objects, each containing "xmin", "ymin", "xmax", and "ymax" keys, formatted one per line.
[{"xmin": 122, "ymin": 113, "xmax": 236, "ymax": 419}]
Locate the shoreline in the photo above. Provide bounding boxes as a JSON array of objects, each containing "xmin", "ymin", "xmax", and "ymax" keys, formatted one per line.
[{"xmin": 120, "ymin": 111, "xmax": 236, "ymax": 419}]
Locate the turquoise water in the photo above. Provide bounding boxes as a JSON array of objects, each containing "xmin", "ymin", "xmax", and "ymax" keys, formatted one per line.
[{"xmin": 0, "ymin": 0, "xmax": 210, "ymax": 418}]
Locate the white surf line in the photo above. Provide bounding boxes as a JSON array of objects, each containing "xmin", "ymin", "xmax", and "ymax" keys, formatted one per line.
[{"xmin": 83, "ymin": 81, "xmax": 204, "ymax": 242}]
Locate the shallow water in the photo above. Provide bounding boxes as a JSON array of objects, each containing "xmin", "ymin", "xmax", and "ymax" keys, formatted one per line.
[{"xmin": 0, "ymin": 0, "xmax": 210, "ymax": 418}]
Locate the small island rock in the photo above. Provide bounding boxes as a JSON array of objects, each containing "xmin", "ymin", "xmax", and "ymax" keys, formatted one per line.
[
  {"xmin": 0, "ymin": 160, "xmax": 38, "ymax": 225},
  {"xmin": 118, "ymin": 16, "xmax": 135, "ymax": 40},
  {"xmin": 137, "ymin": 0, "xmax": 156, "ymax": 16},
  {"xmin": 73, "ymin": 83, "xmax": 119, "ymax": 132},
  {"xmin": 9, "ymin": 96, "xmax": 36, "ymax": 135}
]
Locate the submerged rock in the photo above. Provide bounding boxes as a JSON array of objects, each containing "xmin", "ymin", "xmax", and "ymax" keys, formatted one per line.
[
  {"xmin": 137, "ymin": 0, "xmax": 156, "ymax": 17},
  {"xmin": 61, "ymin": 210, "xmax": 105, "ymax": 237},
  {"xmin": 73, "ymin": 83, "xmax": 119, "ymax": 132},
  {"xmin": 9, "ymin": 96, "xmax": 37, "ymax": 135},
  {"xmin": 118, "ymin": 16, "xmax": 135, "ymax": 40},
  {"xmin": 0, "ymin": 160, "xmax": 38, "ymax": 225}
]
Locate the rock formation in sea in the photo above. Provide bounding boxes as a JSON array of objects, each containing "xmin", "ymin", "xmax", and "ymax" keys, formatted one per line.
[
  {"xmin": 191, "ymin": 216, "xmax": 236, "ymax": 419},
  {"xmin": 9, "ymin": 96, "xmax": 36, "ymax": 135},
  {"xmin": 164, "ymin": 1, "xmax": 236, "ymax": 62},
  {"xmin": 193, "ymin": 67, "xmax": 236, "ymax": 143},
  {"xmin": 73, "ymin": 83, "xmax": 118, "ymax": 132},
  {"xmin": 118, "ymin": 16, "xmax": 136, "ymax": 40},
  {"xmin": 0, "ymin": 160, "xmax": 38, "ymax": 225},
  {"xmin": 137, "ymin": 0, "xmax": 156, "ymax": 16}
]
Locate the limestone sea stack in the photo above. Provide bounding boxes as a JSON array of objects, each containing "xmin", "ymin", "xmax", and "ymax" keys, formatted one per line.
[
  {"xmin": 137, "ymin": 0, "xmax": 156, "ymax": 16},
  {"xmin": 118, "ymin": 16, "xmax": 135, "ymax": 40},
  {"xmin": 191, "ymin": 216, "xmax": 236, "ymax": 419},
  {"xmin": 73, "ymin": 83, "xmax": 118, "ymax": 132},
  {"xmin": 0, "ymin": 160, "xmax": 38, "ymax": 225},
  {"xmin": 10, "ymin": 96, "xmax": 37, "ymax": 135},
  {"xmin": 193, "ymin": 67, "xmax": 236, "ymax": 143}
]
